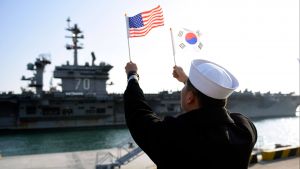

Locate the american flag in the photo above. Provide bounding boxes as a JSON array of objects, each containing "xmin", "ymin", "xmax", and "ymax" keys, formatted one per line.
[{"xmin": 127, "ymin": 5, "xmax": 164, "ymax": 38}]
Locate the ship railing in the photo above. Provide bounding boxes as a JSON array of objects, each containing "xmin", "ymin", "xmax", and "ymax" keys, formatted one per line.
[
  {"xmin": 95, "ymin": 138, "xmax": 144, "ymax": 168},
  {"xmin": 116, "ymin": 147, "xmax": 143, "ymax": 165},
  {"xmin": 95, "ymin": 151, "xmax": 119, "ymax": 169},
  {"xmin": 0, "ymin": 91, "xmax": 13, "ymax": 95},
  {"xmin": 115, "ymin": 138, "xmax": 143, "ymax": 165}
]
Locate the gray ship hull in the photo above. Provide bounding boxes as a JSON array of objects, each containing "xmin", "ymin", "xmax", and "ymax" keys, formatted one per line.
[
  {"xmin": 0, "ymin": 91, "xmax": 299, "ymax": 130},
  {"xmin": 228, "ymin": 93, "xmax": 300, "ymax": 119}
]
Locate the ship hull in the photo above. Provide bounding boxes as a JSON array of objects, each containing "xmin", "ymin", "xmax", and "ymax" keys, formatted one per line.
[
  {"xmin": 0, "ymin": 92, "xmax": 299, "ymax": 130},
  {"xmin": 227, "ymin": 93, "xmax": 300, "ymax": 119}
]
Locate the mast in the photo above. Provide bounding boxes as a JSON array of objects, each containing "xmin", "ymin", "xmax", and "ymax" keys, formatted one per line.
[
  {"xmin": 54, "ymin": 18, "xmax": 113, "ymax": 96},
  {"xmin": 65, "ymin": 17, "xmax": 84, "ymax": 66}
]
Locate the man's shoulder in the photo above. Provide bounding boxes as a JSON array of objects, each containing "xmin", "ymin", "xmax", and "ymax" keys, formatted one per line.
[
  {"xmin": 229, "ymin": 113, "xmax": 253, "ymax": 126},
  {"xmin": 229, "ymin": 112, "xmax": 257, "ymax": 142}
]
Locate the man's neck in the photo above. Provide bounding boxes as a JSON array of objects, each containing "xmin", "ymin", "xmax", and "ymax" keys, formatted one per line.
[{"xmin": 184, "ymin": 104, "xmax": 202, "ymax": 113}]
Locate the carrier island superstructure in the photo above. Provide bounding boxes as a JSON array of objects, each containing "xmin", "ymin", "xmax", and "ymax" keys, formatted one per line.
[{"xmin": 0, "ymin": 20, "xmax": 299, "ymax": 130}]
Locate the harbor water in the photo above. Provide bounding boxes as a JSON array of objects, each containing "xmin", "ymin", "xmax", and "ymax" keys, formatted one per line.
[{"xmin": 0, "ymin": 116, "xmax": 299, "ymax": 157}]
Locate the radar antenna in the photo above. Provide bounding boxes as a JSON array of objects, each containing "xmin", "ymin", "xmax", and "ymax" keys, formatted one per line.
[
  {"xmin": 65, "ymin": 18, "xmax": 84, "ymax": 66},
  {"xmin": 66, "ymin": 17, "xmax": 71, "ymax": 28}
]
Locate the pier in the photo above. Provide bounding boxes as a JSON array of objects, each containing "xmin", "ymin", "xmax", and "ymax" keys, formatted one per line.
[{"xmin": 0, "ymin": 148, "xmax": 299, "ymax": 169}]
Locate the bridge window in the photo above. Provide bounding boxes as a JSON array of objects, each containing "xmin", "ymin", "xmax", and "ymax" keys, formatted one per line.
[
  {"xmin": 62, "ymin": 108, "xmax": 73, "ymax": 115},
  {"xmin": 26, "ymin": 106, "xmax": 36, "ymax": 115},
  {"xmin": 97, "ymin": 108, "xmax": 106, "ymax": 114}
]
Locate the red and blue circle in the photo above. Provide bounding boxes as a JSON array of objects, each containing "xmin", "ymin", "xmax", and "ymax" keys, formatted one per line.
[{"xmin": 185, "ymin": 32, "xmax": 198, "ymax": 45}]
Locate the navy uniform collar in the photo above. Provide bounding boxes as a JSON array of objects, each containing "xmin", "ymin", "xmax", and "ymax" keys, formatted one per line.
[{"xmin": 178, "ymin": 107, "xmax": 234, "ymax": 125}]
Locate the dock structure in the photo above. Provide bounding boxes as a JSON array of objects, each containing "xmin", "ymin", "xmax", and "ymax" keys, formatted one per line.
[
  {"xmin": 96, "ymin": 139, "xmax": 143, "ymax": 169},
  {"xmin": 0, "ymin": 148, "xmax": 299, "ymax": 169}
]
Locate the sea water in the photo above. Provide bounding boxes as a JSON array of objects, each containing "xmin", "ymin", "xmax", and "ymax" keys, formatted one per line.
[
  {"xmin": 254, "ymin": 117, "xmax": 299, "ymax": 149},
  {"xmin": 0, "ymin": 116, "xmax": 299, "ymax": 156}
]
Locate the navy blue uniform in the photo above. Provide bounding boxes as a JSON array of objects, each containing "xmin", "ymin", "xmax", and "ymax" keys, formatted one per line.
[{"xmin": 124, "ymin": 79, "xmax": 257, "ymax": 169}]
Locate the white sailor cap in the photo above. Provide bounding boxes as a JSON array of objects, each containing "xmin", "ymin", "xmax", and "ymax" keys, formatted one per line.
[{"xmin": 188, "ymin": 59, "xmax": 239, "ymax": 99}]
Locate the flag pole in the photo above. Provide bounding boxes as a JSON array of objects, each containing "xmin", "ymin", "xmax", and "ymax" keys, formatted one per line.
[
  {"xmin": 170, "ymin": 28, "xmax": 176, "ymax": 66},
  {"xmin": 125, "ymin": 14, "xmax": 132, "ymax": 62}
]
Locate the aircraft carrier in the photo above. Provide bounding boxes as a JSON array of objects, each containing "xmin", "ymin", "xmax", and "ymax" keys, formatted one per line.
[{"xmin": 0, "ymin": 20, "xmax": 299, "ymax": 130}]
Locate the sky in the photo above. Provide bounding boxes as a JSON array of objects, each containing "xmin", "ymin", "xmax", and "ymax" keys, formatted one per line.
[{"xmin": 0, "ymin": 0, "xmax": 299, "ymax": 95}]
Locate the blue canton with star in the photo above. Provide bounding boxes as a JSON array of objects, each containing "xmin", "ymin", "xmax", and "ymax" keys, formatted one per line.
[{"xmin": 129, "ymin": 14, "xmax": 144, "ymax": 28}]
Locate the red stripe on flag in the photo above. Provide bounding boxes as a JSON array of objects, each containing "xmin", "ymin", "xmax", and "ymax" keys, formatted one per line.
[
  {"xmin": 128, "ymin": 5, "xmax": 164, "ymax": 38},
  {"xmin": 130, "ymin": 22, "xmax": 164, "ymax": 38}
]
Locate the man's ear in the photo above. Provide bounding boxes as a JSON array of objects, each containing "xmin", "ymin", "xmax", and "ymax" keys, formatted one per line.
[{"xmin": 186, "ymin": 90, "xmax": 195, "ymax": 104}]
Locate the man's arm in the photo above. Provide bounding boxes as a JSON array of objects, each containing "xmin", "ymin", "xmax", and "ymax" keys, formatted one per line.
[
  {"xmin": 124, "ymin": 62, "xmax": 155, "ymax": 123},
  {"xmin": 124, "ymin": 62, "xmax": 166, "ymax": 163},
  {"xmin": 124, "ymin": 62, "xmax": 186, "ymax": 164}
]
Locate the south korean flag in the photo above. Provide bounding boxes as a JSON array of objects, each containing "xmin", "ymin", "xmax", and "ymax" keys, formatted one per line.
[{"xmin": 177, "ymin": 28, "xmax": 203, "ymax": 52}]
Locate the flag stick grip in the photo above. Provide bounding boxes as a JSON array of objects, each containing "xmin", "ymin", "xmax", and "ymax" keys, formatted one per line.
[
  {"xmin": 125, "ymin": 14, "xmax": 132, "ymax": 62},
  {"xmin": 170, "ymin": 28, "xmax": 176, "ymax": 66}
]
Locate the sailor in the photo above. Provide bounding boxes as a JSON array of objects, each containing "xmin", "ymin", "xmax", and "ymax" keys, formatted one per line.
[{"xmin": 124, "ymin": 59, "xmax": 257, "ymax": 169}]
